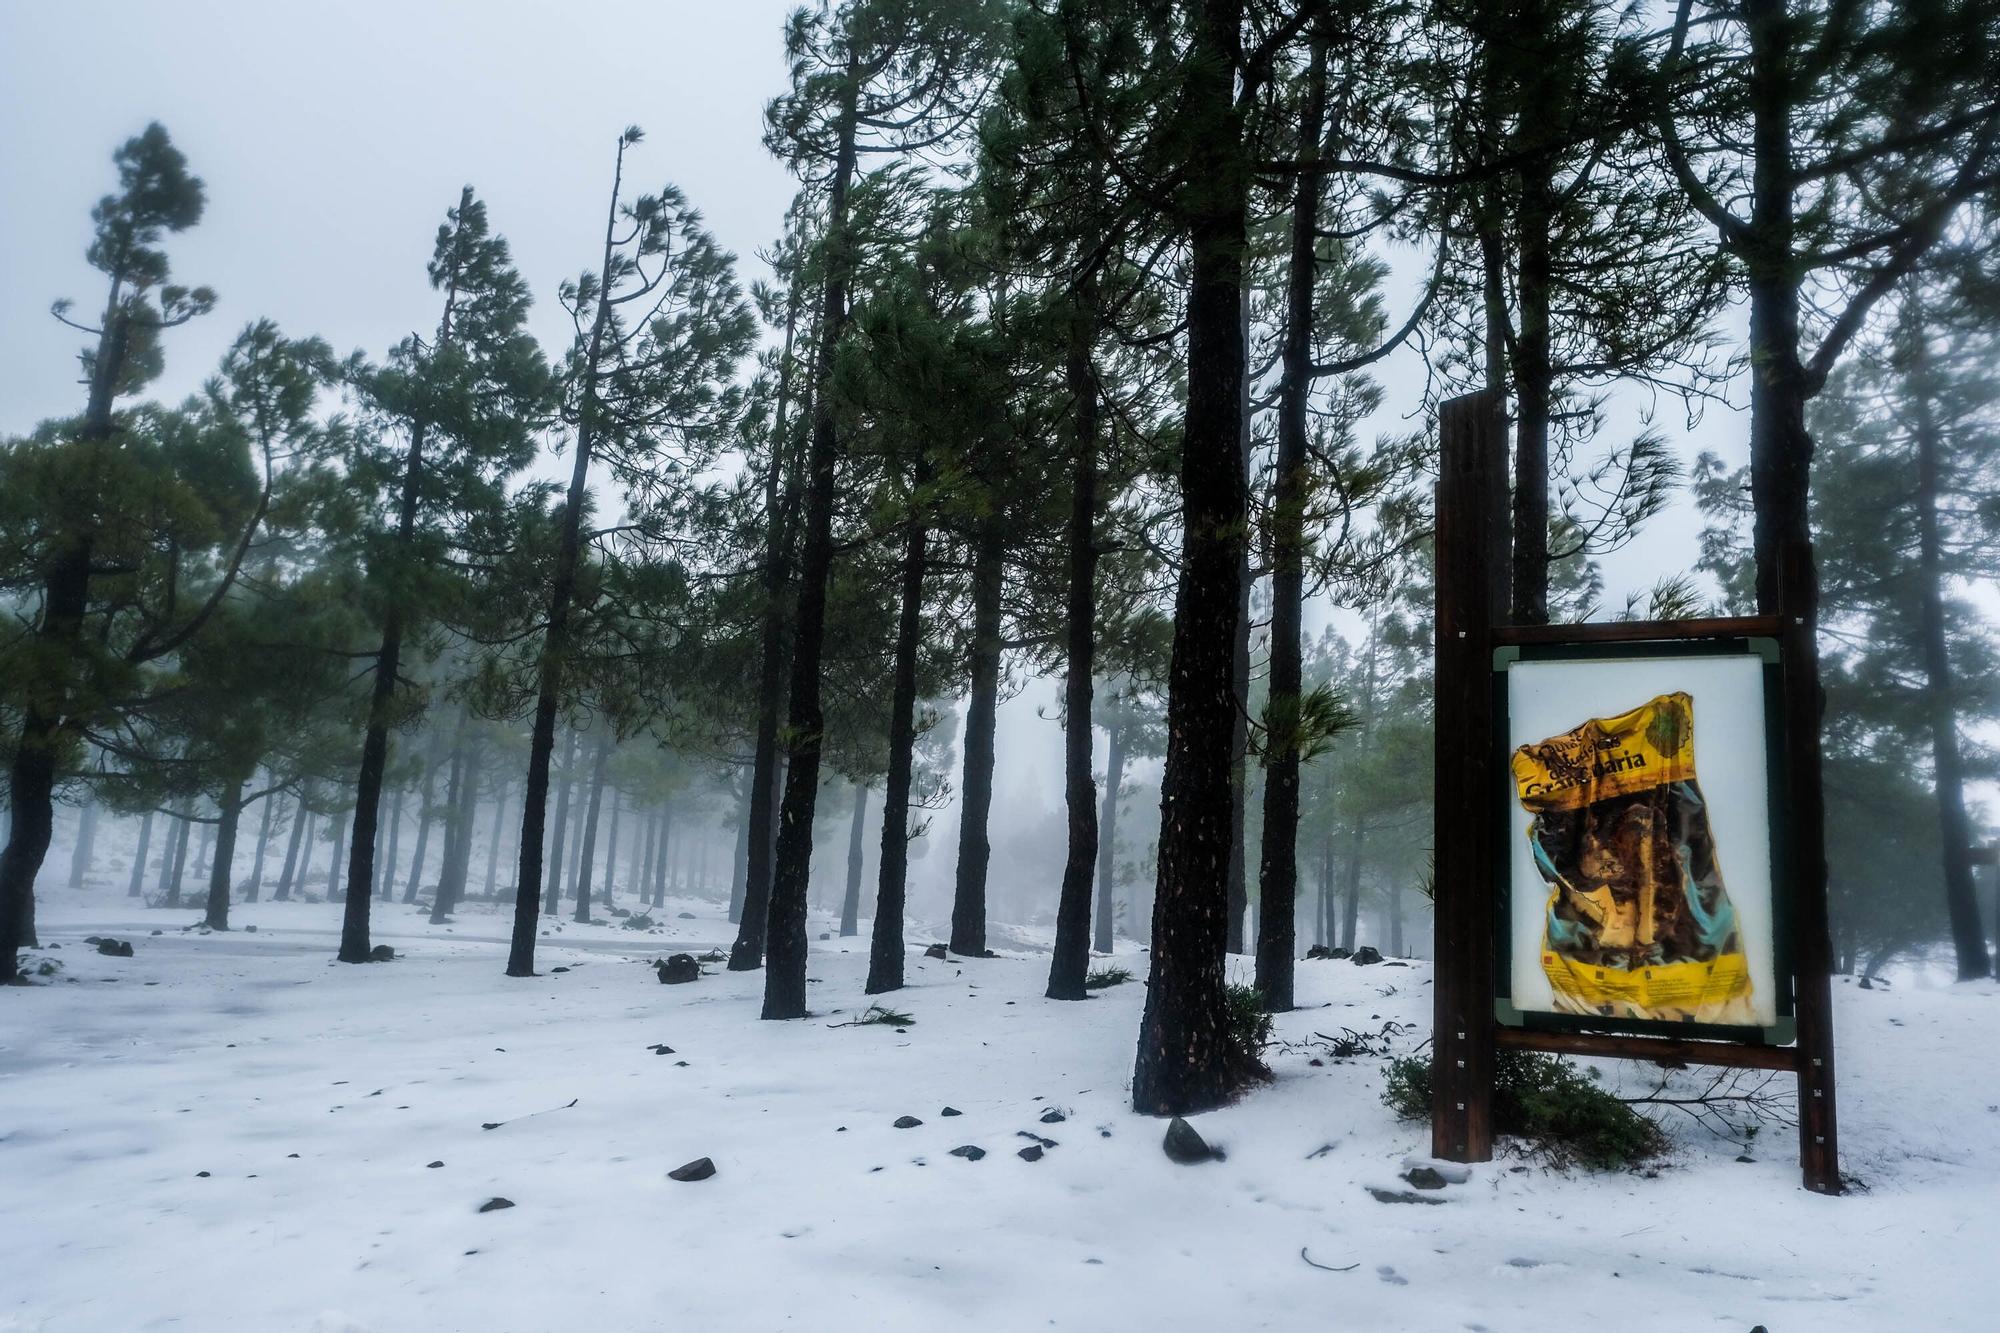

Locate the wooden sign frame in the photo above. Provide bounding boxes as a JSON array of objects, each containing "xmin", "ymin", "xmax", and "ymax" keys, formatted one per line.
[{"xmin": 1430, "ymin": 389, "xmax": 1841, "ymax": 1195}]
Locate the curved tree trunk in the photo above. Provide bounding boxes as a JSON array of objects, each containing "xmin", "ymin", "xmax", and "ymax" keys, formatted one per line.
[
  {"xmin": 245, "ymin": 787, "xmax": 273, "ymax": 903},
  {"xmin": 542, "ymin": 727, "xmax": 576, "ymax": 916},
  {"xmin": 841, "ymin": 784, "xmax": 868, "ymax": 937},
  {"xmin": 866, "ymin": 476, "xmax": 931, "ymax": 996},
  {"xmin": 129, "ymin": 812, "xmax": 155, "ymax": 899},
  {"xmin": 204, "ymin": 782, "xmax": 245, "ymax": 930},
  {"xmin": 1092, "ymin": 720, "xmax": 1125, "ymax": 955},
  {"xmin": 572, "ymin": 735, "xmax": 611, "ymax": 925}
]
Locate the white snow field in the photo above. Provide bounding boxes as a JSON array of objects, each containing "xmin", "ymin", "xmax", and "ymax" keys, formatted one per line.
[{"xmin": 4, "ymin": 884, "xmax": 1996, "ymax": 1333}]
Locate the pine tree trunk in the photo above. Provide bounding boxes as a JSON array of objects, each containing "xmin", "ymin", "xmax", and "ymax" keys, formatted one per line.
[
  {"xmin": 276, "ymin": 800, "xmax": 308, "ymax": 901},
  {"xmin": 204, "ymin": 782, "xmax": 245, "ymax": 930},
  {"xmin": 572, "ymin": 735, "xmax": 611, "ymax": 925},
  {"xmin": 653, "ymin": 800, "xmax": 672, "ymax": 908},
  {"xmin": 543, "ymin": 727, "xmax": 577, "ymax": 916},
  {"xmin": 324, "ymin": 809, "xmax": 347, "ymax": 902},
  {"xmin": 841, "ymin": 784, "xmax": 867, "ymax": 937},
  {"xmin": 129, "ymin": 811, "xmax": 155, "ymax": 899},
  {"xmin": 194, "ymin": 819, "xmax": 214, "ymax": 881},
  {"xmin": 404, "ymin": 736, "xmax": 446, "ymax": 905},
  {"xmin": 1910, "ymin": 323, "xmax": 1991, "ymax": 979},
  {"xmin": 865, "ymin": 467, "xmax": 931, "ymax": 996},
  {"xmin": 727, "ymin": 774, "xmax": 750, "ymax": 923},
  {"xmin": 1048, "ymin": 298, "xmax": 1102, "ymax": 1001},
  {"xmin": 1253, "ymin": 31, "xmax": 1328, "ymax": 1013},
  {"xmin": 1510, "ymin": 165, "xmax": 1554, "ymax": 626},
  {"xmin": 485, "ymin": 782, "xmax": 508, "ymax": 900},
  {"xmin": 67, "ymin": 797, "xmax": 97, "ymax": 889},
  {"xmin": 434, "ymin": 732, "xmax": 477, "ymax": 923},
  {"xmin": 165, "ymin": 809, "xmax": 192, "ymax": 909},
  {"xmin": 381, "ymin": 789, "xmax": 402, "ymax": 902},
  {"xmin": 1093, "ymin": 720, "xmax": 1125, "ymax": 955},
  {"xmin": 950, "ymin": 530, "xmax": 1005, "ymax": 956},
  {"xmin": 764, "ymin": 70, "xmax": 860, "ymax": 1019},
  {"xmin": 602, "ymin": 787, "xmax": 622, "ymax": 908},
  {"xmin": 1225, "ymin": 287, "xmax": 1254, "ymax": 957},
  {"xmin": 1132, "ymin": 0, "xmax": 1250, "ymax": 1116},
  {"xmin": 246, "ymin": 787, "xmax": 273, "ymax": 903},
  {"xmin": 731, "ymin": 286, "xmax": 805, "ymax": 962}
]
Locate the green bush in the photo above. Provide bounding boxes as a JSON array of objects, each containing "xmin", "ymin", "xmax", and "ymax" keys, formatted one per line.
[
  {"xmin": 1085, "ymin": 965, "xmax": 1133, "ymax": 989},
  {"xmin": 1381, "ymin": 1050, "xmax": 1665, "ymax": 1170},
  {"xmin": 1223, "ymin": 982, "xmax": 1275, "ymax": 1086}
]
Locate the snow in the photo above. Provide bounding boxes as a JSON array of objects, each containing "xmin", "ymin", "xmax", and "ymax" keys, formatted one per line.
[{"xmin": 4, "ymin": 880, "xmax": 1997, "ymax": 1332}]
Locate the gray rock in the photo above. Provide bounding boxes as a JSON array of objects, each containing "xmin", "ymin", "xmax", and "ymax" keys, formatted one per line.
[
  {"xmin": 1403, "ymin": 1166, "xmax": 1448, "ymax": 1190},
  {"xmin": 95, "ymin": 938, "xmax": 133, "ymax": 957},
  {"xmin": 478, "ymin": 1197, "xmax": 514, "ymax": 1212},
  {"xmin": 1351, "ymin": 946, "xmax": 1383, "ymax": 965},
  {"xmin": 923, "ymin": 944, "xmax": 948, "ymax": 959},
  {"xmin": 677, "ymin": 912, "xmax": 697, "ymax": 920},
  {"xmin": 668, "ymin": 1157, "xmax": 716, "ymax": 1182},
  {"xmin": 1017, "ymin": 1144, "xmax": 1044, "ymax": 1162},
  {"xmin": 1039, "ymin": 1108, "xmax": 1066, "ymax": 1124},
  {"xmin": 368, "ymin": 944, "xmax": 395, "ymax": 962},
  {"xmin": 948, "ymin": 1145, "xmax": 986, "ymax": 1161},
  {"xmin": 940, "ymin": 1106, "xmax": 962, "ymax": 1117},
  {"xmin": 1367, "ymin": 1186, "xmax": 1446, "ymax": 1205},
  {"xmin": 893, "ymin": 1115, "xmax": 923, "ymax": 1129},
  {"xmin": 1162, "ymin": 1117, "xmax": 1216, "ymax": 1165}
]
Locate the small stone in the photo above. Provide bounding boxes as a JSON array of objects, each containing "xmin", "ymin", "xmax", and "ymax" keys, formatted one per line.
[
  {"xmin": 819, "ymin": 932, "xmax": 831, "ymax": 940},
  {"xmin": 923, "ymin": 944, "xmax": 948, "ymax": 960},
  {"xmin": 243, "ymin": 924, "xmax": 257, "ymax": 933},
  {"xmin": 655, "ymin": 954, "xmax": 700, "ymax": 984},
  {"xmin": 1400, "ymin": 1155, "xmax": 1471, "ymax": 1185},
  {"xmin": 1162, "ymin": 1117, "xmax": 1215, "ymax": 1165},
  {"xmin": 668, "ymin": 1157, "xmax": 716, "ymax": 1182},
  {"xmin": 1039, "ymin": 1108, "xmax": 1066, "ymax": 1125},
  {"xmin": 1735, "ymin": 1154, "xmax": 1756, "ymax": 1164},
  {"xmin": 649, "ymin": 1043, "xmax": 676, "ymax": 1055},
  {"xmin": 1403, "ymin": 1166, "xmax": 1448, "ymax": 1190},
  {"xmin": 948, "ymin": 1145, "xmax": 986, "ymax": 1161},
  {"xmin": 893, "ymin": 1115, "xmax": 923, "ymax": 1129},
  {"xmin": 1017, "ymin": 1145, "xmax": 1044, "ymax": 1162},
  {"xmin": 368, "ymin": 944, "xmax": 395, "ymax": 962},
  {"xmin": 551, "ymin": 966, "xmax": 570, "ymax": 973},
  {"xmin": 478, "ymin": 1197, "xmax": 514, "ymax": 1212},
  {"xmin": 1351, "ymin": 946, "xmax": 1383, "ymax": 965},
  {"xmin": 677, "ymin": 912, "xmax": 697, "ymax": 920},
  {"xmin": 96, "ymin": 938, "xmax": 133, "ymax": 957},
  {"xmin": 1327, "ymin": 946, "xmax": 1350, "ymax": 959},
  {"xmin": 940, "ymin": 1106, "xmax": 962, "ymax": 1117},
  {"xmin": 1367, "ymin": 1187, "xmax": 1446, "ymax": 1206},
  {"xmin": 1304, "ymin": 945, "xmax": 1332, "ymax": 959},
  {"xmin": 195, "ymin": 1170, "xmax": 211, "ymax": 1178},
  {"xmin": 427, "ymin": 1161, "xmax": 444, "ymax": 1169},
  {"xmin": 150, "ymin": 929, "xmax": 163, "ymax": 936}
]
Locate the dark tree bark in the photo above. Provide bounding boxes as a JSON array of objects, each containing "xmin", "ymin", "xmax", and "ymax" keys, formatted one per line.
[
  {"xmin": 572, "ymin": 735, "xmax": 611, "ymax": 925},
  {"xmin": 727, "ymin": 774, "xmax": 750, "ymax": 924},
  {"xmin": 484, "ymin": 781, "xmax": 508, "ymax": 900},
  {"xmin": 1225, "ymin": 292, "xmax": 1254, "ymax": 956},
  {"xmin": 203, "ymin": 782, "xmax": 245, "ymax": 930},
  {"xmin": 129, "ymin": 811, "xmax": 155, "ymax": 899},
  {"xmin": 434, "ymin": 732, "xmax": 479, "ymax": 922},
  {"xmin": 1132, "ymin": 0, "xmax": 1250, "ymax": 1116},
  {"xmin": 324, "ymin": 809, "xmax": 347, "ymax": 902},
  {"xmin": 1253, "ymin": 27, "xmax": 1329, "ymax": 1014},
  {"xmin": 1092, "ymin": 718, "xmax": 1125, "ymax": 955},
  {"xmin": 245, "ymin": 786, "xmax": 274, "ymax": 902},
  {"xmin": 841, "ymin": 783, "xmax": 867, "ymax": 937},
  {"xmin": 640, "ymin": 805, "xmax": 659, "ymax": 914},
  {"xmin": 865, "ymin": 460, "xmax": 931, "ymax": 996},
  {"xmin": 404, "ymin": 736, "xmax": 446, "ymax": 905},
  {"xmin": 1909, "ymin": 325, "xmax": 1992, "ymax": 980},
  {"xmin": 764, "ymin": 69, "xmax": 860, "ymax": 1020},
  {"xmin": 652, "ymin": 800, "xmax": 672, "ymax": 908},
  {"xmin": 1048, "ymin": 299, "xmax": 1102, "ymax": 1002},
  {"xmin": 949, "ymin": 530, "xmax": 1005, "ymax": 957},
  {"xmin": 730, "ymin": 283, "xmax": 806, "ymax": 966},
  {"xmin": 1509, "ymin": 165, "xmax": 1555, "ymax": 627},
  {"xmin": 602, "ymin": 787, "xmax": 622, "ymax": 908}
]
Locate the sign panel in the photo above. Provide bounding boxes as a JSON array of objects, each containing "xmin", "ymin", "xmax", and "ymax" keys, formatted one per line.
[{"xmin": 1498, "ymin": 645, "xmax": 1788, "ymax": 1040}]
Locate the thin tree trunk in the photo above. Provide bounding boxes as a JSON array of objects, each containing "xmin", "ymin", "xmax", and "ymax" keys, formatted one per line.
[
  {"xmin": 165, "ymin": 809, "xmax": 192, "ymax": 910},
  {"xmin": 865, "ymin": 458, "xmax": 931, "ymax": 996},
  {"xmin": 602, "ymin": 786, "xmax": 622, "ymax": 908},
  {"xmin": 204, "ymin": 782, "xmax": 246, "ymax": 930},
  {"xmin": 381, "ymin": 788, "xmax": 402, "ymax": 902},
  {"xmin": 841, "ymin": 783, "xmax": 867, "ymax": 937},
  {"xmin": 653, "ymin": 800, "xmax": 673, "ymax": 908},
  {"xmin": 1093, "ymin": 719, "xmax": 1125, "ymax": 955},
  {"xmin": 544, "ymin": 727, "xmax": 577, "ymax": 916},
  {"xmin": 404, "ymin": 735, "xmax": 447, "ymax": 905},
  {"xmin": 950, "ymin": 530, "xmax": 1005, "ymax": 956},
  {"xmin": 1049, "ymin": 295, "xmax": 1102, "ymax": 1001},
  {"xmin": 246, "ymin": 785, "xmax": 274, "ymax": 903},
  {"xmin": 129, "ymin": 811, "xmax": 155, "ymax": 899},
  {"xmin": 324, "ymin": 809, "xmax": 347, "ymax": 902},
  {"xmin": 573, "ymin": 734, "xmax": 612, "ymax": 924},
  {"xmin": 276, "ymin": 800, "xmax": 309, "ymax": 902},
  {"xmin": 485, "ymin": 782, "xmax": 508, "ymax": 900},
  {"xmin": 433, "ymin": 728, "xmax": 477, "ymax": 923},
  {"xmin": 1226, "ymin": 287, "xmax": 1254, "ymax": 957},
  {"xmin": 1132, "ymin": 0, "xmax": 1250, "ymax": 1116},
  {"xmin": 1254, "ymin": 27, "xmax": 1329, "ymax": 1013},
  {"xmin": 194, "ymin": 818, "xmax": 214, "ymax": 881},
  {"xmin": 728, "ymin": 772, "xmax": 750, "ymax": 923},
  {"xmin": 764, "ymin": 68, "xmax": 860, "ymax": 1018},
  {"xmin": 67, "ymin": 797, "xmax": 97, "ymax": 889},
  {"xmin": 1909, "ymin": 316, "xmax": 1991, "ymax": 980}
]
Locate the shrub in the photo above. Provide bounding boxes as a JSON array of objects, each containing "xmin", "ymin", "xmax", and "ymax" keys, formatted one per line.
[
  {"xmin": 1222, "ymin": 982, "xmax": 1275, "ymax": 1087},
  {"xmin": 1382, "ymin": 1050, "xmax": 1666, "ymax": 1170},
  {"xmin": 1085, "ymin": 965, "xmax": 1133, "ymax": 989}
]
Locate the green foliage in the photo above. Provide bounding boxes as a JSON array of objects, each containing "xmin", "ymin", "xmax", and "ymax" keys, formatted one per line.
[
  {"xmin": 847, "ymin": 1004, "xmax": 914, "ymax": 1027},
  {"xmin": 1222, "ymin": 982, "xmax": 1275, "ymax": 1085},
  {"xmin": 1084, "ymin": 965, "xmax": 1132, "ymax": 989},
  {"xmin": 1382, "ymin": 1051, "xmax": 1666, "ymax": 1170}
]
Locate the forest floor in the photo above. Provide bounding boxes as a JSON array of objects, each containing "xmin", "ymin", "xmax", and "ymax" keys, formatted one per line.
[{"xmin": 4, "ymin": 882, "xmax": 1996, "ymax": 1332}]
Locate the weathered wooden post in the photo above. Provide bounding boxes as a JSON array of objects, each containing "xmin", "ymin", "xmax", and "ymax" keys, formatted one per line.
[{"xmin": 1431, "ymin": 388, "xmax": 1507, "ymax": 1164}]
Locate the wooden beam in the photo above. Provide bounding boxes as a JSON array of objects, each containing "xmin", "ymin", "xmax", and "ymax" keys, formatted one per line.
[
  {"xmin": 1492, "ymin": 616, "xmax": 1782, "ymax": 647},
  {"xmin": 1430, "ymin": 389, "xmax": 1507, "ymax": 1165},
  {"xmin": 1495, "ymin": 1024, "xmax": 1800, "ymax": 1072}
]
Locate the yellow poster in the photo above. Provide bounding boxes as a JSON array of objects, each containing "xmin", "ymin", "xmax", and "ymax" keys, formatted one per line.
[{"xmin": 1511, "ymin": 692, "xmax": 1755, "ymax": 1024}]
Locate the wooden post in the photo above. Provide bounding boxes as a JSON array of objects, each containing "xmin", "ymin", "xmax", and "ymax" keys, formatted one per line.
[
  {"xmin": 1431, "ymin": 389, "xmax": 1508, "ymax": 1164},
  {"xmin": 1779, "ymin": 541, "xmax": 1842, "ymax": 1195}
]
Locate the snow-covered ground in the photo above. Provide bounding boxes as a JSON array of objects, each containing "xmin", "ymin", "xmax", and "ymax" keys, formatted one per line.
[{"xmin": 4, "ymin": 880, "xmax": 1996, "ymax": 1332}]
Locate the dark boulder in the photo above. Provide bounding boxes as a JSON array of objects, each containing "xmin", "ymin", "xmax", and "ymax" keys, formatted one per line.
[
  {"xmin": 1162, "ymin": 1117, "xmax": 1217, "ymax": 1165},
  {"xmin": 655, "ymin": 954, "xmax": 700, "ymax": 985},
  {"xmin": 1351, "ymin": 946, "xmax": 1383, "ymax": 965},
  {"xmin": 668, "ymin": 1157, "xmax": 716, "ymax": 1182},
  {"xmin": 948, "ymin": 1145, "xmax": 986, "ymax": 1162}
]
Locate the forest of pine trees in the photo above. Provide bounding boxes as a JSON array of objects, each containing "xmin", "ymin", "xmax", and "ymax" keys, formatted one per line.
[{"xmin": 5, "ymin": 0, "xmax": 1998, "ymax": 1129}]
